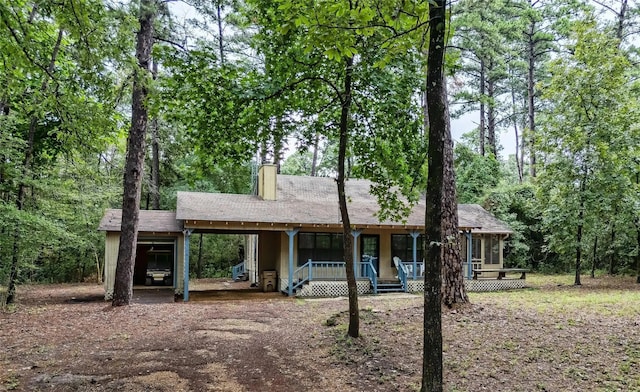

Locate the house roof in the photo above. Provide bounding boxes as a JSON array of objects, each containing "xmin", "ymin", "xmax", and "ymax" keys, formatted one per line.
[
  {"xmin": 176, "ymin": 175, "xmax": 512, "ymax": 234},
  {"xmin": 98, "ymin": 209, "xmax": 182, "ymax": 233}
]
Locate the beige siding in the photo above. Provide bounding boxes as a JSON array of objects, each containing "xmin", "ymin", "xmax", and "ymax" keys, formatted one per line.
[
  {"xmin": 258, "ymin": 164, "xmax": 277, "ymax": 200},
  {"xmin": 104, "ymin": 232, "xmax": 120, "ymax": 299}
]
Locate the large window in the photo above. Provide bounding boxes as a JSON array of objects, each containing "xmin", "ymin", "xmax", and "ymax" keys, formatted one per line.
[
  {"xmin": 461, "ymin": 235, "xmax": 482, "ymax": 261},
  {"xmin": 484, "ymin": 235, "xmax": 500, "ymax": 265},
  {"xmin": 391, "ymin": 234, "xmax": 423, "ymax": 265},
  {"xmin": 297, "ymin": 233, "xmax": 343, "ymax": 265}
]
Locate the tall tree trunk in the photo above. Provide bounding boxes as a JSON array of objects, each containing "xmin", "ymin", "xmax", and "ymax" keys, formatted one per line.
[
  {"xmin": 217, "ymin": 1, "xmax": 224, "ymax": 65},
  {"xmin": 422, "ymin": 1, "xmax": 446, "ymax": 390},
  {"xmin": 574, "ymin": 173, "xmax": 587, "ymax": 286},
  {"xmin": 608, "ymin": 220, "xmax": 616, "ymax": 275},
  {"xmin": 337, "ymin": 56, "xmax": 358, "ymax": 338},
  {"xmin": 425, "ymin": 70, "xmax": 467, "ymax": 307},
  {"xmin": 527, "ymin": 19, "xmax": 536, "ymax": 178},
  {"xmin": 479, "ymin": 60, "xmax": 486, "ymax": 156},
  {"xmin": 591, "ymin": 235, "xmax": 598, "ymax": 278},
  {"xmin": 636, "ymin": 172, "xmax": 640, "ymax": 284},
  {"xmin": 616, "ymin": 0, "xmax": 628, "ymax": 42},
  {"xmin": 112, "ymin": 0, "xmax": 156, "ymax": 306},
  {"xmin": 510, "ymin": 80, "xmax": 523, "ymax": 183},
  {"xmin": 310, "ymin": 132, "xmax": 320, "ymax": 176},
  {"xmin": 487, "ymin": 75, "xmax": 497, "ymax": 156},
  {"xmin": 636, "ymin": 218, "xmax": 640, "ymax": 284},
  {"xmin": 6, "ymin": 28, "xmax": 63, "ymax": 305},
  {"xmin": 150, "ymin": 59, "xmax": 161, "ymax": 210}
]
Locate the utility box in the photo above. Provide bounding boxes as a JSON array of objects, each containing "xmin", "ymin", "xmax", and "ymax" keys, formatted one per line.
[{"xmin": 261, "ymin": 270, "xmax": 277, "ymax": 292}]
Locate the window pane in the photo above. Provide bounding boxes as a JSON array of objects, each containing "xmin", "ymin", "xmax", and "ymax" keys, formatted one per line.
[
  {"xmin": 316, "ymin": 234, "xmax": 330, "ymax": 249},
  {"xmin": 299, "ymin": 233, "xmax": 314, "ymax": 249},
  {"xmin": 332, "ymin": 234, "xmax": 343, "ymax": 250},
  {"xmin": 472, "ymin": 238, "xmax": 482, "ymax": 261},
  {"xmin": 491, "ymin": 235, "xmax": 500, "ymax": 264}
]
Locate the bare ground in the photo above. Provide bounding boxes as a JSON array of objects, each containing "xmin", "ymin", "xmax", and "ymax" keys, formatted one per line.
[{"xmin": 1, "ymin": 276, "xmax": 639, "ymax": 392}]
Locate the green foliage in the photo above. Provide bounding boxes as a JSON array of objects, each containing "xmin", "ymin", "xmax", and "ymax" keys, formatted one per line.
[
  {"xmin": 454, "ymin": 142, "xmax": 502, "ymax": 203},
  {"xmin": 189, "ymin": 234, "xmax": 245, "ymax": 278},
  {"xmin": 537, "ymin": 16, "xmax": 640, "ymax": 273}
]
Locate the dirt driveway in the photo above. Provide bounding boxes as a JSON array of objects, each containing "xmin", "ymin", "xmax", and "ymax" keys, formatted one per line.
[{"xmin": 1, "ymin": 277, "xmax": 640, "ymax": 391}]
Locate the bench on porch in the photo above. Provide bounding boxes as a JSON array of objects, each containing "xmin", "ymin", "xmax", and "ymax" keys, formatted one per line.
[{"xmin": 472, "ymin": 268, "xmax": 529, "ymax": 280}]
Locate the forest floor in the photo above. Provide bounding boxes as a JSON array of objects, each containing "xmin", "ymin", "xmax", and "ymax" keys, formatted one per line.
[{"xmin": 1, "ymin": 275, "xmax": 640, "ymax": 392}]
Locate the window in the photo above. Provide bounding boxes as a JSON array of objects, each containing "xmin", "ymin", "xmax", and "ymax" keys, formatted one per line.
[
  {"xmin": 484, "ymin": 235, "xmax": 500, "ymax": 265},
  {"xmin": 472, "ymin": 238, "xmax": 482, "ymax": 262},
  {"xmin": 391, "ymin": 234, "xmax": 423, "ymax": 265},
  {"xmin": 297, "ymin": 233, "xmax": 343, "ymax": 265}
]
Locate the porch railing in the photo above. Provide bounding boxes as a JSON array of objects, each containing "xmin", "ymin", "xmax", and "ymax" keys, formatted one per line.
[
  {"xmin": 231, "ymin": 261, "xmax": 245, "ymax": 281},
  {"xmin": 291, "ymin": 260, "xmax": 378, "ymax": 293},
  {"xmin": 396, "ymin": 262, "xmax": 408, "ymax": 291},
  {"xmin": 400, "ymin": 261, "xmax": 424, "ymax": 280}
]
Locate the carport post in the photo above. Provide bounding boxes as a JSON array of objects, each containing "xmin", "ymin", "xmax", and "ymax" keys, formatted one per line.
[
  {"xmin": 351, "ymin": 230, "xmax": 362, "ymax": 277},
  {"xmin": 286, "ymin": 229, "xmax": 299, "ymax": 296},
  {"xmin": 183, "ymin": 229, "xmax": 193, "ymax": 302},
  {"xmin": 409, "ymin": 231, "xmax": 420, "ymax": 280},
  {"xmin": 465, "ymin": 231, "xmax": 473, "ymax": 280}
]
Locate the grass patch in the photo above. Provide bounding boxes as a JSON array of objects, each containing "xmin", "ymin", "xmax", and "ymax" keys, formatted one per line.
[{"xmin": 469, "ymin": 275, "xmax": 640, "ymax": 318}]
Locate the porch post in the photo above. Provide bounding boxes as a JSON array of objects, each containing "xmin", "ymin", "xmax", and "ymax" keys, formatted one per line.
[
  {"xmin": 409, "ymin": 231, "xmax": 420, "ymax": 280},
  {"xmin": 286, "ymin": 229, "xmax": 299, "ymax": 296},
  {"xmin": 352, "ymin": 230, "xmax": 362, "ymax": 278},
  {"xmin": 465, "ymin": 231, "xmax": 473, "ymax": 280},
  {"xmin": 183, "ymin": 229, "xmax": 193, "ymax": 302}
]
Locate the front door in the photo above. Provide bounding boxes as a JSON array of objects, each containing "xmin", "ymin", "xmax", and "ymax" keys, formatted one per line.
[{"xmin": 360, "ymin": 235, "xmax": 380, "ymax": 276}]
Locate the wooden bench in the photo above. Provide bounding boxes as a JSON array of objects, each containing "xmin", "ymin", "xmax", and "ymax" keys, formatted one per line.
[{"xmin": 472, "ymin": 268, "xmax": 529, "ymax": 280}]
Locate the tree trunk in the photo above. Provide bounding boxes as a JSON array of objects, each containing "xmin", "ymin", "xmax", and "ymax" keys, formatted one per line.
[
  {"xmin": 591, "ymin": 235, "xmax": 598, "ymax": 279},
  {"xmin": 479, "ymin": 59, "xmax": 486, "ymax": 156},
  {"xmin": 112, "ymin": 0, "xmax": 156, "ymax": 306},
  {"xmin": 336, "ymin": 56, "xmax": 358, "ymax": 338},
  {"xmin": 311, "ymin": 132, "xmax": 320, "ymax": 176},
  {"xmin": 616, "ymin": 0, "xmax": 628, "ymax": 42},
  {"xmin": 487, "ymin": 75, "xmax": 497, "ymax": 157},
  {"xmin": 608, "ymin": 221, "xmax": 616, "ymax": 275},
  {"xmin": 527, "ymin": 19, "xmax": 536, "ymax": 178},
  {"xmin": 6, "ymin": 28, "xmax": 63, "ymax": 305},
  {"xmin": 440, "ymin": 83, "xmax": 467, "ymax": 307},
  {"xmin": 510, "ymin": 80, "xmax": 523, "ymax": 183},
  {"xmin": 636, "ymin": 172, "xmax": 640, "ymax": 284},
  {"xmin": 150, "ymin": 59, "xmax": 161, "ymax": 210},
  {"xmin": 422, "ymin": 1, "xmax": 446, "ymax": 390},
  {"xmin": 574, "ymin": 177, "xmax": 586, "ymax": 286},
  {"xmin": 636, "ymin": 219, "xmax": 639, "ymax": 284},
  {"xmin": 217, "ymin": 1, "xmax": 224, "ymax": 65}
]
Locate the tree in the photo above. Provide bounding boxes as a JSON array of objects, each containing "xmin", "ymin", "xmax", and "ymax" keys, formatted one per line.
[
  {"xmin": 422, "ymin": 0, "xmax": 447, "ymax": 390},
  {"xmin": 538, "ymin": 17, "xmax": 639, "ymax": 285},
  {"xmin": 1, "ymin": 0, "xmax": 126, "ymax": 304},
  {"xmin": 112, "ymin": 0, "xmax": 158, "ymax": 306}
]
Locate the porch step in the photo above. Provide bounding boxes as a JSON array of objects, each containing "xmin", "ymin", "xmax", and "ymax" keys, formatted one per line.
[
  {"xmin": 234, "ymin": 272, "xmax": 249, "ymax": 282},
  {"xmin": 376, "ymin": 282, "xmax": 405, "ymax": 293}
]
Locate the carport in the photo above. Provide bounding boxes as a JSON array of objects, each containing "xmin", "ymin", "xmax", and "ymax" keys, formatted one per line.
[{"xmin": 98, "ymin": 209, "xmax": 184, "ymax": 300}]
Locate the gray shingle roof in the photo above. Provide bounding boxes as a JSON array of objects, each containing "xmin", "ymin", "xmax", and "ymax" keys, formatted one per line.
[
  {"xmin": 176, "ymin": 175, "xmax": 512, "ymax": 234},
  {"xmin": 98, "ymin": 209, "xmax": 182, "ymax": 233}
]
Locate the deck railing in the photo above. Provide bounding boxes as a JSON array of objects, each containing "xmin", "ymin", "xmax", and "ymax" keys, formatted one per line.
[
  {"xmin": 231, "ymin": 261, "xmax": 245, "ymax": 281},
  {"xmin": 291, "ymin": 260, "xmax": 378, "ymax": 293},
  {"xmin": 400, "ymin": 261, "xmax": 424, "ymax": 280}
]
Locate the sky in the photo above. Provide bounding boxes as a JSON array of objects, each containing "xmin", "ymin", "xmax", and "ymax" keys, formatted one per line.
[{"xmin": 451, "ymin": 111, "xmax": 517, "ymax": 159}]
